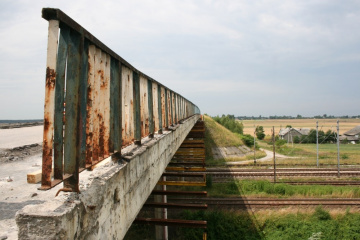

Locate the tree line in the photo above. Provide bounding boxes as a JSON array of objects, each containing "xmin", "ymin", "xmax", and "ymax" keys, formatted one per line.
[
  {"xmin": 212, "ymin": 114, "xmax": 244, "ymax": 134},
  {"xmin": 237, "ymin": 114, "xmax": 360, "ymax": 120},
  {"xmin": 294, "ymin": 129, "xmax": 338, "ymax": 144}
]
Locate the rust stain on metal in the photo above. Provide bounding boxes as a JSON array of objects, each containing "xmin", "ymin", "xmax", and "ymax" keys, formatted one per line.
[
  {"xmin": 55, "ymin": 187, "xmax": 74, "ymax": 197},
  {"xmin": 139, "ymin": 76, "xmax": 149, "ymax": 137},
  {"xmin": 103, "ymin": 54, "xmax": 111, "ymax": 155},
  {"xmin": 87, "ymin": 205, "xmax": 96, "ymax": 210},
  {"xmin": 86, "ymin": 45, "xmax": 96, "ymax": 165},
  {"xmin": 41, "ymin": 139, "xmax": 52, "ymax": 187},
  {"xmin": 45, "ymin": 67, "xmax": 56, "ymax": 89},
  {"xmin": 40, "ymin": 20, "xmax": 59, "ymax": 189},
  {"xmin": 152, "ymin": 83, "xmax": 159, "ymax": 132},
  {"xmin": 40, "ymin": 11, "xmax": 202, "ymax": 192},
  {"xmin": 122, "ymin": 67, "xmax": 134, "ymax": 146},
  {"xmin": 42, "ymin": 68, "xmax": 56, "ymax": 187},
  {"xmin": 92, "ymin": 48, "xmax": 102, "ymax": 162},
  {"xmin": 167, "ymin": 91, "xmax": 171, "ymax": 126},
  {"xmin": 173, "ymin": 93, "xmax": 175, "ymax": 123},
  {"xmin": 99, "ymin": 115, "xmax": 105, "ymax": 157},
  {"xmin": 161, "ymin": 87, "xmax": 166, "ymax": 128}
]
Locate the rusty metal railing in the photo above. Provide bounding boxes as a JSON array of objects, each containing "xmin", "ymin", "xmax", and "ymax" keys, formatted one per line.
[{"xmin": 40, "ymin": 8, "xmax": 200, "ymax": 191}]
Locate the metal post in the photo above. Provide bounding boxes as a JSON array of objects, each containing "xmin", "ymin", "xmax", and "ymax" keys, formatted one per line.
[
  {"xmin": 254, "ymin": 125, "xmax": 256, "ymax": 165},
  {"xmin": 273, "ymin": 126, "xmax": 276, "ymax": 183},
  {"xmin": 155, "ymin": 176, "xmax": 168, "ymax": 240},
  {"xmin": 40, "ymin": 20, "xmax": 59, "ymax": 189},
  {"xmin": 337, "ymin": 120, "xmax": 340, "ymax": 178},
  {"xmin": 316, "ymin": 121, "xmax": 319, "ymax": 168}
]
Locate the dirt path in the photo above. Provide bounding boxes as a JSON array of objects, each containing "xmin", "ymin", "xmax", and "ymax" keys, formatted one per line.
[{"xmin": 226, "ymin": 148, "xmax": 296, "ymax": 165}]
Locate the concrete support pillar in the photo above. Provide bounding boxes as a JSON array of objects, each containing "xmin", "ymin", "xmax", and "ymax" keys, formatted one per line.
[{"xmin": 155, "ymin": 176, "xmax": 168, "ymax": 240}]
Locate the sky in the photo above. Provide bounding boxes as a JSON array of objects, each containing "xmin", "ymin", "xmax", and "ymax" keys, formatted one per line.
[{"xmin": 0, "ymin": 0, "xmax": 359, "ymax": 119}]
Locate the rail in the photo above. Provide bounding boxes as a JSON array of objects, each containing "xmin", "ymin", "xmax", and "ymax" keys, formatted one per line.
[{"xmin": 40, "ymin": 8, "xmax": 200, "ymax": 191}]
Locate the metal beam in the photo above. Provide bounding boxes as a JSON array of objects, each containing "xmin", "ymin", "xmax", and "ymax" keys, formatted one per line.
[{"xmin": 134, "ymin": 218, "xmax": 207, "ymax": 228}]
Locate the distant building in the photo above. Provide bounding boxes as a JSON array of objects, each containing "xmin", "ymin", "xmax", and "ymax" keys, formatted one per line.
[
  {"xmin": 340, "ymin": 126, "xmax": 360, "ymax": 143},
  {"xmin": 279, "ymin": 128, "xmax": 310, "ymax": 142}
]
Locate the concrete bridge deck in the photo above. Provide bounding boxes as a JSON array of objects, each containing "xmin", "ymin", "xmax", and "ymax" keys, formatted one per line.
[{"xmin": 16, "ymin": 115, "xmax": 200, "ymax": 239}]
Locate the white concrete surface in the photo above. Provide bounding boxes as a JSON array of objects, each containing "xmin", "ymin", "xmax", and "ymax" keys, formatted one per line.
[
  {"xmin": 16, "ymin": 115, "xmax": 200, "ymax": 240},
  {"xmin": 0, "ymin": 126, "xmax": 43, "ymax": 149},
  {"xmin": 0, "ymin": 153, "xmax": 64, "ymax": 240}
]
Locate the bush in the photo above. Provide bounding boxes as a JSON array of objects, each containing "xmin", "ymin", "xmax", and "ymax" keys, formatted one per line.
[
  {"xmin": 242, "ymin": 134, "xmax": 254, "ymax": 147},
  {"xmin": 255, "ymin": 126, "xmax": 265, "ymax": 140},
  {"xmin": 178, "ymin": 210, "xmax": 261, "ymax": 240},
  {"xmin": 275, "ymin": 139, "xmax": 287, "ymax": 148},
  {"xmin": 212, "ymin": 115, "xmax": 244, "ymax": 134},
  {"xmin": 313, "ymin": 206, "xmax": 331, "ymax": 221}
]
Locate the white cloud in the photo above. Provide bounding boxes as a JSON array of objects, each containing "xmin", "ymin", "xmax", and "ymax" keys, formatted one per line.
[{"xmin": 0, "ymin": 0, "xmax": 359, "ymax": 118}]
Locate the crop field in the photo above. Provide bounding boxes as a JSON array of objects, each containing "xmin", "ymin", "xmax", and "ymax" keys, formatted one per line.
[{"xmin": 240, "ymin": 118, "xmax": 360, "ymax": 136}]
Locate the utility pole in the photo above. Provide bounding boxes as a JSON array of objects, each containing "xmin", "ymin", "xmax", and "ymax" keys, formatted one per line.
[
  {"xmin": 337, "ymin": 120, "xmax": 340, "ymax": 178},
  {"xmin": 316, "ymin": 121, "xmax": 319, "ymax": 168},
  {"xmin": 254, "ymin": 125, "xmax": 256, "ymax": 165},
  {"xmin": 272, "ymin": 126, "xmax": 276, "ymax": 183}
]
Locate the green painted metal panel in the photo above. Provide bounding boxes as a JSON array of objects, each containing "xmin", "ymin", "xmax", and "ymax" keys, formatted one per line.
[
  {"xmin": 53, "ymin": 25, "xmax": 69, "ymax": 180},
  {"xmin": 165, "ymin": 88, "xmax": 168, "ymax": 128},
  {"xmin": 133, "ymin": 72, "xmax": 141, "ymax": 142},
  {"xmin": 170, "ymin": 91, "xmax": 173, "ymax": 125},
  {"xmin": 117, "ymin": 63, "xmax": 122, "ymax": 149},
  {"xmin": 157, "ymin": 84, "xmax": 162, "ymax": 131},
  {"xmin": 63, "ymin": 29, "xmax": 81, "ymax": 191},
  {"xmin": 110, "ymin": 57, "xmax": 121, "ymax": 151},
  {"xmin": 174, "ymin": 94, "xmax": 177, "ymax": 123},
  {"xmin": 117, "ymin": 63, "xmax": 122, "ymax": 150},
  {"xmin": 78, "ymin": 39, "xmax": 89, "ymax": 169}
]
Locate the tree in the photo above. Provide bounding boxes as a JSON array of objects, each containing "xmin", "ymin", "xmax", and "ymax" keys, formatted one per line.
[
  {"xmin": 285, "ymin": 125, "xmax": 292, "ymax": 128},
  {"xmin": 255, "ymin": 126, "xmax": 265, "ymax": 140},
  {"xmin": 212, "ymin": 115, "xmax": 244, "ymax": 134}
]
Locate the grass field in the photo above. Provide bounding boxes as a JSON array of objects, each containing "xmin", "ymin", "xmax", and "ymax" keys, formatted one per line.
[
  {"xmin": 240, "ymin": 118, "xmax": 360, "ymax": 136},
  {"xmin": 208, "ymin": 180, "xmax": 360, "ymax": 198},
  {"xmin": 256, "ymin": 139, "xmax": 360, "ymax": 166},
  {"xmin": 204, "ymin": 115, "xmax": 244, "ymax": 147},
  {"xmin": 176, "ymin": 208, "xmax": 360, "ymax": 240},
  {"xmin": 204, "ymin": 116, "xmax": 267, "ymax": 165}
]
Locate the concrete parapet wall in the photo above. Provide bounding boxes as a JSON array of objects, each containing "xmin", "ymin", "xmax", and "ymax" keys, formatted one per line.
[{"xmin": 16, "ymin": 115, "xmax": 200, "ymax": 240}]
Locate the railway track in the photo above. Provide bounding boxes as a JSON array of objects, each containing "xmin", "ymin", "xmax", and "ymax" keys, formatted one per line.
[
  {"xmin": 205, "ymin": 168, "xmax": 360, "ymax": 172},
  {"xmin": 214, "ymin": 180, "xmax": 360, "ymax": 186},
  {"xmin": 168, "ymin": 197, "xmax": 360, "ymax": 207},
  {"xmin": 194, "ymin": 168, "xmax": 360, "ymax": 178}
]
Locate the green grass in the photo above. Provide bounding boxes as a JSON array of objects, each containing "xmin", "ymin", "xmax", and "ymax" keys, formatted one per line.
[
  {"xmin": 207, "ymin": 180, "xmax": 360, "ymax": 198},
  {"xmin": 204, "ymin": 115, "xmax": 244, "ymax": 147},
  {"xmin": 177, "ymin": 210, "xmax": 261, "ymax": 240},
  {"xmin": 257, "ymin": 140, "xmax": 360, "ymax": 166},
  {"xmin": 259, "ymin": 207, "xmax": 360, "ymax": 240},
  {"xmin": 204, "ymin": 116, "xmax": 266, "ymax": 166},
  {"xmin": 178, "ymin": 208, "xmax": 360, "ymax": 240}
]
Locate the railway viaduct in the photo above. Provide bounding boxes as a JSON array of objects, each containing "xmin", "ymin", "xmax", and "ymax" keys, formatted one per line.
[{"xmin": 16, "ymin": 9, "xmax": 203, "ymax": 239}]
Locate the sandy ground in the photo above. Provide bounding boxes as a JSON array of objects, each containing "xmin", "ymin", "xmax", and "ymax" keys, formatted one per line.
[
  {"xmin": 0, "ymin": 126, "xmax": 43, "ymax": 149},
  {"xmin": 0, "ymin": 123, "xmax": 122, "ymax": 239},
  {"xmin": 0, "ymin": 125, "xmax": 48, "ymax": 239}
]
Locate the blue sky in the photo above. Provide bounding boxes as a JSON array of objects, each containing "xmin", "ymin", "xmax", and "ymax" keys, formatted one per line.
[{"xmin": 0, "ymin": 0, "xmax": 359, "ymax": 119}]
